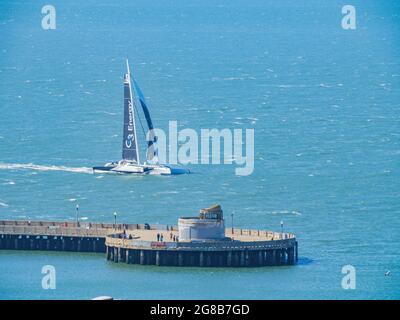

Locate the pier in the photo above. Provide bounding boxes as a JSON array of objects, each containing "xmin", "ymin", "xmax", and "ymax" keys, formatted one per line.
[
  {"xmin": 0, "ymin": 206, "xmax": 298, "ymax": 267},
  {"xmin": 0, "ymin": 220, "xmax": 109, "ymax": 253},
  {"xmin": 105, "ymin": 229, "xmax": 298, "ymax": 267}
]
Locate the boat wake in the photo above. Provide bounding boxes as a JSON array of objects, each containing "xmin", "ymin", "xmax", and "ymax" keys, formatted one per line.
[{"xmin": 0, "ymin": 163, "xmax": 93, "ymax": 174}]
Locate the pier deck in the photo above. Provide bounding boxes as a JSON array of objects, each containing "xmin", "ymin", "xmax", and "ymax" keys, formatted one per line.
[{"xmin": 0, "ymin": 220, "xmax": 298, "ymax": 267}]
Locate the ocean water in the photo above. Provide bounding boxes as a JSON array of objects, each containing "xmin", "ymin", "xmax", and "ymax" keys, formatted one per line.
[{"xmin": 0, "ymin": 0, "xmax": 399, "ymax": 299}]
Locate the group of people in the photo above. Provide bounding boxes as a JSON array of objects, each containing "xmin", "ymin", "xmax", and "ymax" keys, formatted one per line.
[
  {"xmin": 170, "ymin": 232, "xmax": 179, "ymax": 242},
  {"xmin": 156, "ymin": 233, "xmax": 164, "ymax": 242},
  {"xmin": 156, "ymin": 232, "xmax": 179, "ymax": 242},
  {"xmin": 117, "ymin": 230, "xmax": 133, "ymax": 239}
]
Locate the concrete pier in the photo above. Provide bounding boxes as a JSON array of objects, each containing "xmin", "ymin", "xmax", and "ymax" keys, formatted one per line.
[
  {"xmin": 104, "ymin": 227, "xmax": 297, "ymax": 267},
  {"xmin": 0, "ymin": 219, "xmax": 298, "ymax": 268},
  {"xmin": 0, "ymin": 233, "xmax": 106, "ymax": 253}
]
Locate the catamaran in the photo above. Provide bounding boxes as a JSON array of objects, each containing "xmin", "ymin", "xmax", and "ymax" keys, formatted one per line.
[{"xmin": 93, "ymin": 60, "xmax": 189, "ymax": 175}]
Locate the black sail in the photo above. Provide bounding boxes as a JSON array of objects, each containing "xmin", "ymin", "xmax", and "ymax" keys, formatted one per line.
[
  {"xmin": 122, "ymin": 71, "xmax": 139, "ymax": 162},
  {"xmin": 133, "ymin": 79, "xmax": 158, "ymax": 163}
]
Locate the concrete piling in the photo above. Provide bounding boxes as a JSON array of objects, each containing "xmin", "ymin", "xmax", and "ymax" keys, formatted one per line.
[
  {"xmin": 140, "ymin": 250, "xmax": 145, "ymax": 265},
  {"xmin": 227, "ymin": 251, "xmax": 232, "ymax": 267},
  {"xmin": 199, "ymin": 251, "xmax": 204, "ymax": 267},
  {"xmin": 156, "ymin": 251, "xmax": 160, "ymax": 266}
]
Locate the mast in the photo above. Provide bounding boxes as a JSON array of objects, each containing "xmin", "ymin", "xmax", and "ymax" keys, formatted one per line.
[{"xmin": 122, "ymin": 59, "xmax": 140, "ymax": 163}]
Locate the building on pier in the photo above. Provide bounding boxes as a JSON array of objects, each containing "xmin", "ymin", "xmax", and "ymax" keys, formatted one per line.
[{"xmin": 178, "ymin": 204, "xmax": 225, "ymax": 241}]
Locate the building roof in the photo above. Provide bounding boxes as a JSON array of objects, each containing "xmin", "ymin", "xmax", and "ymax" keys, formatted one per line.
[{"xmin": 200, "ymin": 204, "xmax": 222, "ymax": 214}]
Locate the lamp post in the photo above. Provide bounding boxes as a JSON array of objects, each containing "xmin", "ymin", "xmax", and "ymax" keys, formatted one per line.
[
  {"xmin": 114, "ymin": 212, "xmax": 117, "ymax": 230},
  {"xmin": 280, "ymin": 220, "xmax": 284, "ymax": 239},
  {"xmin": 76, "ymin": 204, "xmax": 79, "ymax": 226},
  {"xmin": 231, "ymin": 213, "xmax": 234, "ymax": 235}
]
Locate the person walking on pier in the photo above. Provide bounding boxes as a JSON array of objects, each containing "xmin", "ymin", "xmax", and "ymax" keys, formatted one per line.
[
  {"xmin": 160, "ymin": 234, "xmax": 164, "ymax": 242},
  {"xmin": 157, "ymin": 233, "xmax": 160, "ymax": 242}
]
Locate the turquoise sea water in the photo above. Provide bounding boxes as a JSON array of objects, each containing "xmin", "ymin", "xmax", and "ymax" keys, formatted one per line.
[{"xmin": 0, "ymin": 0, "xmax": 399, "ymax": 299}]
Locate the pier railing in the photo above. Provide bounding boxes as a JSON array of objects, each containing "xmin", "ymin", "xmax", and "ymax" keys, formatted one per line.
[
  {"xmin": 0, "ymin": 220, "xmax": 296, "ymax": 245},
  {"xmin": 105, "ymin": 235, "xmax": 296, "ymax": 251},
  {"xmin": 0, "ymin": 225, "xmax": 109, "ymax": 237},
  {"xmin": 0, "ymin": 220, "xmax": 176, "ymax": 232},
  {"xmin": 228, "ymin": 228, "xmax": 295, "ymax": 240}
]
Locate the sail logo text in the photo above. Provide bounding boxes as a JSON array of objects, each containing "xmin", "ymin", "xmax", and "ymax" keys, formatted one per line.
[
  {"xmin": 147, "ymin": 121, "xmax": 254, "ymax": 176},
  {"xmin": 125, "ymin": 134, "xmax": 134, "ymax": 148},
  {"xmin": 127, "ymin": 101, "xmax": 134, "ymax": 131},
  {"xmin": 125, "ymin": 100, "xmax": 135, "ymax": 149}
]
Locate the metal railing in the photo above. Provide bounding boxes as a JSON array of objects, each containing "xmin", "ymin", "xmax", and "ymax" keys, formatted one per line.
[
  {"xmin": 105, "ymin": 234, "xmax": 296, "ymax": 251},
  {"xmin": 0, "ymin": 225, "xmax": 109, "ymax": 237},
  {"xmin": 0, "ymin": 220, "xmax": 296, "ymax": 245}
]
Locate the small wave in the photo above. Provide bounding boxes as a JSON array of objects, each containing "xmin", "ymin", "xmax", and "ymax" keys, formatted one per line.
[
  {"xmin": 153, "ymin": 190, "xmax": 179, "ymax": 196},
  {"xmin": 211, "ymin": 77, "xmax": 247, "ymax": 82},
  {"xmin": 271, "ymin": 210, "xmax": 290, "ymax": 215},
  {"xmin": 225, "ymin": 77, "xmax": 244, "ymax": 81},
  {"xmin": 0, "ymin": 202, "xmax": 9, "ymax": 207},
  {"xmin": 270, "ymin": 210, "xmax": 302, "ymax": 216},
  {"xmin": 24, "ymin": 78, "xmax": 55, "ymax": 83},
  {"xmin": 0, "ymin": 163, "xmax": 93, "ymax": 174},
  {"xmin": 2, "ymin": 180, "xmax": 15, "ymax": 185},
  {"xmin": 102, "ymin": 111, "xmax": 117, "ymax": 116},
  {"xmin": 247, "ymin": 117, "xmax": 258, "ymax": 121}
]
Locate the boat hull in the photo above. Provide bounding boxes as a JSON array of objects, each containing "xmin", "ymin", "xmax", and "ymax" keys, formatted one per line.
[
  {"xmin": 92, "ymin": 163, "xmax": 190, "ymax": 175},
  {"xmin": 92, "ymin": 166, "xmax": 116, "ymax": 173}
]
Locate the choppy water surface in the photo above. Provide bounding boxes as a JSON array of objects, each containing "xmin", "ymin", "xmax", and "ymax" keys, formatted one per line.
[{"xmin": 0, "ymin": 0, "xmax": 399, "ymax": 299}]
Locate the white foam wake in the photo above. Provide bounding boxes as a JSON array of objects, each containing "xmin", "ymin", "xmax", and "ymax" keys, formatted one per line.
[{"xmin": 0, "ymin": 163, "xmax": 93, "ymax": 174}]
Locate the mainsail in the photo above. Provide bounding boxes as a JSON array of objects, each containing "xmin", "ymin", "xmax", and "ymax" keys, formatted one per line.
[
  {"xmin": 122, "ymin": 60, "xmax": 140, "ymax": 163},
  {"xmin": 133, "ymin": 79, "xmax": 158, "ymax": 164}
]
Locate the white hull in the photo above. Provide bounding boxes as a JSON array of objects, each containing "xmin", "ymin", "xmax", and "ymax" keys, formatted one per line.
[{"xmin": 93, "ymin": 161, "xmax": 189, "ymax": 175}]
